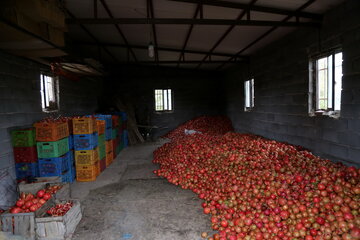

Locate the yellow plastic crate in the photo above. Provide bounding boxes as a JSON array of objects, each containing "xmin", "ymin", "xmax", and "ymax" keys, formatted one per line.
[
  {"xmin": 76, "ymin": 164, "xmax": 96, "ymax": 182},
  {"xmin": 75, "ymin": 147, "xmax": 98, "ymax": 166}
]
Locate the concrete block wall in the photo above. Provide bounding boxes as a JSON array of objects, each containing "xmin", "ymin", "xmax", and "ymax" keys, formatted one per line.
[
  {"xmin": 0, "ymin": 50, "xmax": 101, "ymax": 181},
  {"xmin": 224, "ymin": 0, "xmax": 360, "ymax": 166},
  {"xmin": 105, "ymin": 65, "xmax": 223, "ymax": 139}
]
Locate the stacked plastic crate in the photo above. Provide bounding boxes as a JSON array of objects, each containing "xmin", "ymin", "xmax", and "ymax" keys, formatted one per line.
[
  {"xmin": 34, "ymin": 120, "xmax": 74, "ymax": 183},
  {"xmin": 111, "ymin": 115, "xmax": 119, "ymax": 159},
  {"xmin": 11, "ymin": 128, "xmax": 39, "ymax": 180},
  {"xmin": 94, "ymin": 115, "xmax": 113, "ymax": 167},
  {"xmin": 115, "ymin": 114, "xmax": 122, "ymax": 155},
  {"xmin": 119, "ymin": 112, "xmax": 128, "ymax": 150},
  {"xmin": 73, "ymin": 117, "xmax": 99, "ymax": 182},
  {"xmin": 66, "ymin": 118, "xmax": 75, "ymax": 182},
  {"xmin": 97, "ymin": 119, "xmax": 106, "ymax": 172}
]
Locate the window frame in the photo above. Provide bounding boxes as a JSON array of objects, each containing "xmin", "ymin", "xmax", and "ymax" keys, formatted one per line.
[
  {"xmin": 244, "ymin": 78, "xmax": 254, "ymax": 112},
  {"xmin": 40, "ymin": 73, "xmax": 59, "ymax": 113},
  {"xmin": 154, "ymin": 88, "xmax": 174, "ymax": 113},
  {"xmin": 309, "ymin": 48, "xmax": 342, "ymax": 118}
]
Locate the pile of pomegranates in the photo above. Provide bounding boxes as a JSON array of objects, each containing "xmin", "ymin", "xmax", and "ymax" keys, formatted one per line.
[
  {"xmin": 154, "ymin": 117, "xmax": 359, "ymax": 240},
  {"xmin": 8, "ymin": 185, "xmax": 62, "ymax": 214},
  {"xmin": 47, "ymin": 201, "xmax": 73, "ymax": 217},
  {"xmin": 164, "ymin": 116, "xmax": 233, "ymax": 140}
]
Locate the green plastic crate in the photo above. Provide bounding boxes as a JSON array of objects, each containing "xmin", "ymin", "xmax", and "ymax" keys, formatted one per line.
[
  {"xmin": 118, "ymin": 117, "xmax": 122, "ymax": 128},
  {"xmin": 98, "ymin": 134, "xmax": 105, "ymax": 145},
  {"xmin": 111, "ymin": 129, "xmax": 117, "ymax": 139},
  {"xmin": 37, "ymin": 137, "xmax": 69, "ymax": 158},
  {"xmin": 116, "ymin": 145, "xmax": 121, "ymax": 155},
  {"xmin": 99, "ymin": 144, "xmax": 106, "ymax": 159},
  {"xmin": 11, "ymin": 128, "xmax": 36, "ymax": 147},
  {"xmin": 119, "ymin": 141, "xmax": 124, "ymax": 151}
]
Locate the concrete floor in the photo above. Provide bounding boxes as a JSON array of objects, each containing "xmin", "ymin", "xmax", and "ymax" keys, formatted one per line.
[{"xmin": 71, "ymin": 140, "xmax": 211, "ymax": 240}]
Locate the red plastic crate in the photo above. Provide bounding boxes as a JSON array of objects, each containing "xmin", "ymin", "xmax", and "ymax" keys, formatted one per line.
[
  {"xmin": 112, "ymin": 139, "xmax": 117, "ymax": 153},
  {"xmin": 100, "ymin": 157, "xmax": 106, "ymax": 172},
  {"xmin": 112, "ymin": 150, "xmax": 117, "ymax": 159},
  {"xmin": 13, "ymin": 146, "xmax": 38, "ymax": 163},
  {"xmin": 112, "ymin": 115, "xmax": 119, "ymax": 128}
]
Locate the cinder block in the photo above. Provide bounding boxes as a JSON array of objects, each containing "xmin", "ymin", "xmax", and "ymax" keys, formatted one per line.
[
  {"xmin": 267, "ymin": 114, "xmax": 275, "ymax": 121},
  {"xmin": 0, "ymin": 152, "xmax": 14, "ymax": 169},
  {"xmin": 317, "ymin": 118, "xmax": 348, "ymax": 130},
  {"xmin": 337, "ymin": 131, "xmax": 360, "ymax": 147},
  {"xmin": 341, "ymin": 104, "xmax": 360, "ymax": 118},
  {"xmin": 348, "ymin": 148, "xmax": 360, "ymax": 164},
  {"xmin": 341, "ymin": 90, "xmax": 354, "ymax": 104},
  {"xmin": 0, "ymin": 140, "xmax": 13, "ymax": 155},
  {"xmin": 342, "ymin": 75, "xmax": 360, "ymax": 90},
  {"xmin": 329, "ymin": 144, "xmax": 349, "ymax": 160},
  {"xmin": 321, "ymin": 130, "xmax": 338, "ymax": 143},
  {"xmin": 348, "ymin": 119, "xmax": 360, "ymax": 132},
  {"xmin": 291, "ymin": 94, "xmax": 306, "ymax": 104}
]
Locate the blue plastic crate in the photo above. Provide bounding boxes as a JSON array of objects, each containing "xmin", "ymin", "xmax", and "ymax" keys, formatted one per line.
[
  {"xmin": 122, "ymin": 130, "xmax": 128, "ymax": 147},
  {"xmin": 62, "ymin": 165, "xmax": 76, "ymax": 183},
  {"xmin": 15, "ymin": 163, "xmax": 38, "ymax": 179},
  {"xmin": 69, "ymin": 150, "xmax": 74, "ymax": 162},
  {"xmin": 105, "ymin": 128, "xmax": 112, "ymax": 141},
  {"xmin": 94, "ymin": 114, "xmax": 112, "ymax": 129},
  {"xmin": 74, "ymin": 133, "xmax": 98, "ymax": 150},
  {"xmin": 120, "ymin": 112, "xmax": 127, "ymax": 121},
  {"xmin": 68, "ymin": 135, "xmax": 74, "ymax": 150},
  {"xmin": 68, "ymin": 150, "xmax": 75, "ymax": 168},
  {"xmin": 38, "ymin": 151, "xmax": 71, "ymax": 177}
]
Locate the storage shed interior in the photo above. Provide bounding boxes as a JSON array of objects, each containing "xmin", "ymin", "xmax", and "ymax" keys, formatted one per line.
[{"xmin": 0, "ymin": 0, "xmax": 359, "ymax": 239}]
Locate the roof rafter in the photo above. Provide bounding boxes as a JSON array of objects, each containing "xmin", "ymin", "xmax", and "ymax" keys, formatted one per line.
[
  {"xmin": 177, "ymin": 5, "xmax": 200, "ymax": 67},
  {"xmin": 148, "ymin": 0, "xmax": 159, "ymax": 63},
  {"xmin": 217, "ymin": 0, "xmax": 318, "ymax": 70},
  {"xmin": 99, "ymin": 0, "xmax": 138, "ymax": 62},
  {"xmin": 66, "ymin": 18, "xmax": 321, "ymax": 27},
  {"xmin": 74, "ymin": 42, "xmax": 247, "ymax": 59},
  {"xmin": 63, "ymin": 8, "xmax": 119, "ymax": 63},
  {"xmin": 124, "ymin": 60, "xmax": 244, "ymax": 64},
  {"xmin": 197, "ymin": 0, "xmax": 258, "ymax": 69},
  {"xmin": 168, "ymin": 0, "xmax": 322, "ymax": 20}
]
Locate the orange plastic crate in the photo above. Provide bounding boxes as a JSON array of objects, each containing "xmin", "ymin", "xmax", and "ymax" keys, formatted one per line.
[
  {"xmin": 34, "ymin": 122, "xmax": 69, "ymax": 142},
  {"xmin": 105, "ymin": 151, "xmax": 113, "ymax": 167},
  {"xmin": 95, "ymin": 160, "xmax": 100, "ymax": 176},
  {"xmin": 96, "ymin": 120, "xmax": 105, "ymax": 135},
  {"xmin": 72, "ymin": 117, "xmax": 96, "ymax": 134},
  {"xmin": 76, "ymin": 164, "xmax": 96, "ymax": 182},
  {"xmin": 75, "ymin": 147, "xmax": 99, "ymax": 166},
  {"xmin": 105, "ymin": 140, "xmax": 113, "ymax": 153}
]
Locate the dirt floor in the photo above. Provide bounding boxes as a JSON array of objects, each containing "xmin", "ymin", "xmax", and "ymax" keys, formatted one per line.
[{"xmin": 71, "ymin": 140, "xmax": 212, "ymax": 240}]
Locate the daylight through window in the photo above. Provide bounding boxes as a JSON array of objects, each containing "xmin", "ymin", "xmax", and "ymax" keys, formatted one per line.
[
  {"xmin": 244, "ymin": 79, "xmax": 254, "ymax": 111},
  {"xmin": 311, "ymin": 51, "xmax": 342, "ymax": 114},
  {"xmin": 155, "ymin": 89, "xmax": 172, "ymax": 111},
  {"xmin": 40, "ymin": 74, "xmax": 59, "ymax": 112}
]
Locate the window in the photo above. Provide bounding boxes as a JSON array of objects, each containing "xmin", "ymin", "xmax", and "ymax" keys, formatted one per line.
[
  {"xmin": 244, "ymin": 79, "xmax": 254, "ymax": 111},
  {"xmin": 309, "ymin": 50, "xmax": 342, "ymax": 117},
  {"xmin": 154, "ymin": 89, "xmax": 173, "ymax": 112},
  {"xmin": 40, "ymin": 73, "xmax": 59, "ymax": 112}
]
